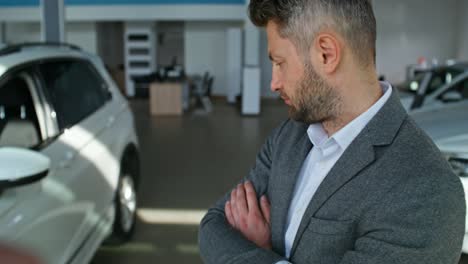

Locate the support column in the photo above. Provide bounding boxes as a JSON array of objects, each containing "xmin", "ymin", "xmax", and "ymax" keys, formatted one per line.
[
  {"xmin": 242, "ymin": 0, "xmax": 261, "ymax": 115},
  {"xmin": 226, "ymin": 27, "xmax": 242, "ymax": 104},
  {"xmin": 41, "ymin": 0, "xmax": 65, "ymax": 43}
]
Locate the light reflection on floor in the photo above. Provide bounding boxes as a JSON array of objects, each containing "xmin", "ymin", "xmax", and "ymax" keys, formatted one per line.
[{"xmin": 137, "ymin": 208, "xmax": 206, "ymax": 226}]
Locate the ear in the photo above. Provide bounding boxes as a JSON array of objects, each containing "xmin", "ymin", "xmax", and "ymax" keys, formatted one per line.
[{"xmin": 311, "ymin": 33, "xmax": 341, "ymax": 74}]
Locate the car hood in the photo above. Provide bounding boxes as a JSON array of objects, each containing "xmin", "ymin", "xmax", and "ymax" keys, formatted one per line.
[{"xmin": 410, "ymin": 104, "xmax": 468, "ymax": 154}]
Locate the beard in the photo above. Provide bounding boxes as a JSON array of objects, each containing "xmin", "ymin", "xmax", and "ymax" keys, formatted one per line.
[{"xmin": 287, "ymin": 63, "xmax": 342, "ymax": 124}]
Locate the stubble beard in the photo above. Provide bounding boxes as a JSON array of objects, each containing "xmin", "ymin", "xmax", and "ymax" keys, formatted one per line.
[{"xmin": 288, "ymin": 63, "xmax": 342, "ymax": 124}]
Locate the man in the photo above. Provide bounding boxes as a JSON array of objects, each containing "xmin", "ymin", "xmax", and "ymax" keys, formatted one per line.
[{"xmin": 199, "ymin": 0, "xmax": 465, "ymax": 263}]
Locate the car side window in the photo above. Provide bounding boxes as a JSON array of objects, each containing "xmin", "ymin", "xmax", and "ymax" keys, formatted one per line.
[
  {"xmin": 0, "ymin": 75, "xmax": 41, "ymax": 149},
  {"xmin": 38, "ymin": 60, "xmax": 109, "ymax": 130}
]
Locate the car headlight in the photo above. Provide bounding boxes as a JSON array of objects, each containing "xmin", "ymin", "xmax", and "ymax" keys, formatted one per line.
[
  {"xmin": 410, "ymin": 81, "xmax": 419, "ymax": 91},
  {"xmin": 448, "ymin": 157, "xmax": 468, "ymax": 177}
]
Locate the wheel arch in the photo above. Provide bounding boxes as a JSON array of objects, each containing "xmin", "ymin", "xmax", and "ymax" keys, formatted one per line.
[{"xmin": 120, "ymin": 143, "xmax": 140, "ymax": 188}]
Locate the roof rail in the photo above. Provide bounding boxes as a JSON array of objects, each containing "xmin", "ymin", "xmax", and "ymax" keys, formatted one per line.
[{"xmin": 0, "ymin": 42, "xmax": 81, "ymax": 56}]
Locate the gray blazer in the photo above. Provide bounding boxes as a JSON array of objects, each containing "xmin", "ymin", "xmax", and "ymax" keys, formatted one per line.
[{"xmin": 199, "ymin": 90, "xmax": 465, "ymax": 264}]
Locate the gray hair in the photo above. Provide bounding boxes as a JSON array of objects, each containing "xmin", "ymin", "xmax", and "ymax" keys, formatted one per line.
[{"xmin": 249, "ymin": 0, "xmax": 376, "ymax": 67}]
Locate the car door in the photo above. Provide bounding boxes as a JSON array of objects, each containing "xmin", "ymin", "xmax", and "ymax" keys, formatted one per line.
[
  {"xmin": 35, "ymin": 58, "xmax": 119, "ymax": 263},
  {"xmin": 0, "ymin": 67, "xmax": 78, "ymax": 263}
]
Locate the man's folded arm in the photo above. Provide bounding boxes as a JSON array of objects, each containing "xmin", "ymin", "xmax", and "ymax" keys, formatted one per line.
[
  {"xmin": 198, "ymin": 121, "xmax": 289, "ymax": 264},
  {"xmin": 199, "ymin": 206, "xmax": 286, "ymax": 264}
]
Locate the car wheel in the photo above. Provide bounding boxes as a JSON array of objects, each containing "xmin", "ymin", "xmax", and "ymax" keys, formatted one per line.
[{"xmin": 109, "ymin": 166, "xmax": 138, "ymax": 243}]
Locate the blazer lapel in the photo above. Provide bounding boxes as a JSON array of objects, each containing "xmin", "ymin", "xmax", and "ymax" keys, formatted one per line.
[
  {"xmin": 271, "ymin": 127, "xmax": 312, "ymax": 256},
  {"xmin": 289, "ymin": 132, "xmax": 375, "ymax": 256},
  {"xmin": 289, "ymin": 90, "xmax": 408, "ymax": 256}
]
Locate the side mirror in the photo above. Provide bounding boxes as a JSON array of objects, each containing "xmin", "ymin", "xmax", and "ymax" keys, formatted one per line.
[
  {"xmin": 441, "ymin": 91, "xmax": 462, "ymax": 102},
  {"xmin": 0, "ymin": 147, "xmax": 50, "ymax": 190}
]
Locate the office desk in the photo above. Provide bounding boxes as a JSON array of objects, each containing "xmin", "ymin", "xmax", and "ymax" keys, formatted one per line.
[{"xmin": 149, "ymin": 82, "xmax": 183, "ymax": 116}]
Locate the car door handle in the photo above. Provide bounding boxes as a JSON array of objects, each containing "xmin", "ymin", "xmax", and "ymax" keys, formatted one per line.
[
  {"xmin": 106, "ymin": 116, "xmax": 116, "ymax": 128},
  {"xmin": 59, "ymin": 151, "xmax": 75, "ymax": 168}
]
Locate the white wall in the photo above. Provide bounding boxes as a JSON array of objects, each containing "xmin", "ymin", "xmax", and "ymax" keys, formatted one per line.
[
  {"xmin": 5, "ymin": 22, "xmax": 41, "ymax": 43},
  {"xmin": 184, "ymin": 21, "xmax": 242, "ymax": 96},
  {"xmin": 374, "ymin": 0, "xmax": 459, "ymax": 83},
  {"xmin": 66, "ymin": 22, "xmax": 97, "ymax": 54},
  {"xmin": 4, "ymin": 21, "xmax": 97, "ymax": 54}
]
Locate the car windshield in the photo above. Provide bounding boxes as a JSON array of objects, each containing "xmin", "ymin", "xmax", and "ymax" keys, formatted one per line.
[{"xmin": 401, "ymin": 68, "xmax": 463, "ymax": 95}]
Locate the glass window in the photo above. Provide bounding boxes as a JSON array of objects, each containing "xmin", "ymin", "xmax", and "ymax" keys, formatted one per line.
[
  {"xmin": 0, "ymin": 75, "xmax": 41, "ymax": 149},
  {"xmin": 38, "ymin": 60, "xmax": 109, "ymax": 130}
]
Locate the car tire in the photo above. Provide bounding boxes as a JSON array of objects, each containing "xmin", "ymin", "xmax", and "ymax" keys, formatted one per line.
[{"xmin": 108, "ymin": 154, "xmax": 139, "ymax": 244}]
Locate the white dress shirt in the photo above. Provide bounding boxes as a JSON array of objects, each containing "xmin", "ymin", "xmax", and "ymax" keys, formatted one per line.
[{"xmin": 276, "ymin": 82, "xmax": 392, "ymax": 263}]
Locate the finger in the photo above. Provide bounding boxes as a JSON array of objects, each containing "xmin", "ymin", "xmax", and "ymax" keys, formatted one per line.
[
  {"xmin": 230, "ymin": 188, "xmax": 237, "ymax": 207},
  {"xmin": 236, "ymin": 184, "xmax": 249, "ymax": 216},
  {"xmin": 230, "ymin": 189, "xmax": 240, "ymax": 226},
  {"xmin": 225, "ymin": 201, "xmax": 236, "ymax": 228},
  {"xmin": 244, "ymin": 181, "xmax": 260, "ymax": 213},
  {"xmin": 260, "ymin": 195, "xmax": 271, "ymax": 225}
]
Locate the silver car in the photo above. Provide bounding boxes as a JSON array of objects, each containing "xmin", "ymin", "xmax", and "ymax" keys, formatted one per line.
[
  {"xmin": 0, "ymin": 43, "xmax": 140, "ymax": 263},
  {"xmin": 410, "ymin": 95, "xmax": 468, "ymax": 253}
]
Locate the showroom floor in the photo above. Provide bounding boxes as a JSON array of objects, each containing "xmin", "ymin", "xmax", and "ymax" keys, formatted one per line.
[{"xmin": 91, "ymin": 99, "xmax": 468, "ymax": 264}]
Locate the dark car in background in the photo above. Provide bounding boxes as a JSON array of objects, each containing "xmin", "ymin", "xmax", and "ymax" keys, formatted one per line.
[{"xmin": 397, "ymin": 62, "xmax": 468, "ymax": 110}]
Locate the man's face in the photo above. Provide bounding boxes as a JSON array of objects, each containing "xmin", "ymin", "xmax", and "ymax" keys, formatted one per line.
[{"xmin": 266, "ymin": 21, "xmax": 341, "ymax": 124}]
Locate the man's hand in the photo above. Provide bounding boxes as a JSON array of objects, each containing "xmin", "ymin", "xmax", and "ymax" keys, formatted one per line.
[{"xmin": 225, "ymin": 181, "xmax": 272, "ymax": 249}]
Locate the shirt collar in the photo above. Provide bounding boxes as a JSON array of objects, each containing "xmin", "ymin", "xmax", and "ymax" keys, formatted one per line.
[
  {"xmin": 307, "ymin": 81, "xmax": 393, "ymax": 152},
  {"xmin": 307, "ymin": 123, "xmax": 339, "ymax": 157}
]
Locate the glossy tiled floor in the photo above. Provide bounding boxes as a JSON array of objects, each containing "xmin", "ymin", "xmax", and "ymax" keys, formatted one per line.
[{"xmin": 91, "ymin": 99, "xmax": 468, "ymax": 264}]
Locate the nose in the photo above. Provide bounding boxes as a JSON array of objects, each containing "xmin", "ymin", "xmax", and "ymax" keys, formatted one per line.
[{"xmin": 270, "ymin": 73, "xmax": 282, "ymax": 92}]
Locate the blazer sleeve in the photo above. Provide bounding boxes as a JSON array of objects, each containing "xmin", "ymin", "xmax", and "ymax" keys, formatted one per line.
[
  {"xmin": 339, "ymin": 168, "xmax": 465, "ymax": 264},
  {"xmin": 198, "ymin": 121, "xmax": 290, "ymax": 264}
]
